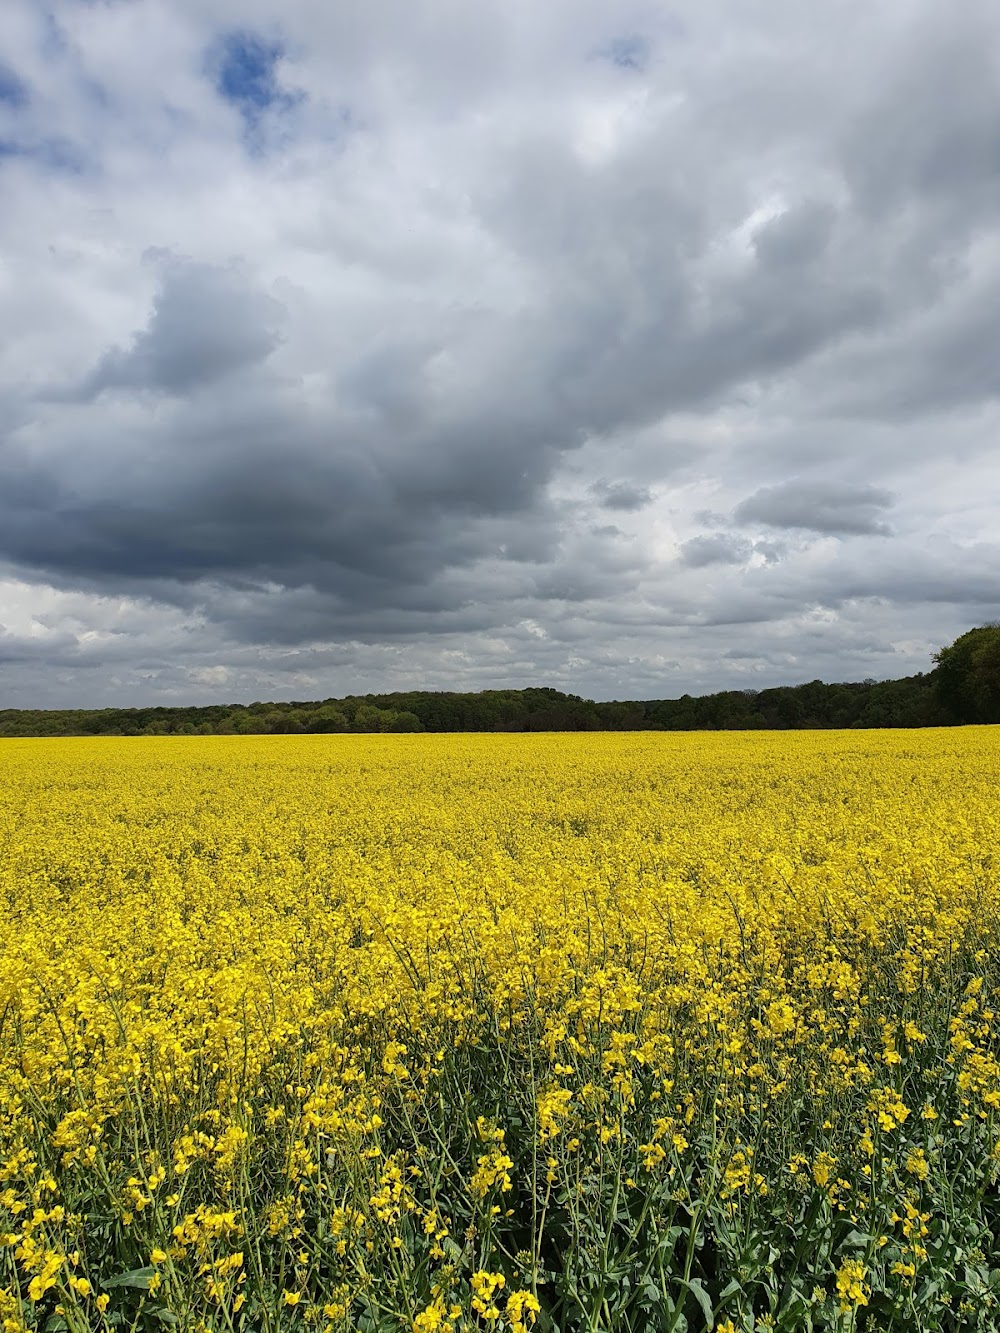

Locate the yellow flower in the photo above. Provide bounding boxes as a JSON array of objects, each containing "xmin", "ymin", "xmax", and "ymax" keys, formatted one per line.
[
  {"xmin": 812, "ymin": 1152, "xmax": 836, "ymax": 1188},
  {"xmin": 506, "ymin": 1289, "xmax": 540, "ymax": 1333},
  {"xmin": 0, "ymin": 727, "xmax": 999, "ymax": 1329},
  {"xmin": 835, "ymin": 1259, "xmax": 869, "ymax": 1311},
  {"xmin": 905, "ymin": 1147, "xmax": 929, "ymax": 1180}
]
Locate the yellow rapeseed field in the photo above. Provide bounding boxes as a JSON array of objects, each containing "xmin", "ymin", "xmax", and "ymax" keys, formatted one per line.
[{"xmin": 1, "ymin": 730, "xmax": 1000, "ymax": 1333}]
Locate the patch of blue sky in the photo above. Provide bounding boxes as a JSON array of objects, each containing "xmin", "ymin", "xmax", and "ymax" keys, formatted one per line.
[
  {"xmin": 216, "ymin": 30, "xmax": 283, "ymax": 112},
  {"xmin": 0, "ymin": 63, "xmax": 29, "ymax": 108},
  {"xmin": 212, "ymin": 28, "xmax": 303, "ymax": 138}
]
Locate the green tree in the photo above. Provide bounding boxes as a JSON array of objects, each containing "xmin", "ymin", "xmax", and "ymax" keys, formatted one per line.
[
  {"xmin": 386, "ymin": 710, "xmax": 422, "ymax": 732},
  {"xmin": 933, "ymin": 624, "xmax": 1000, "ymax": 723},
  {"xmin": 353, "ymin": 704, "xmax": 390, "ymax": 732},
  {"xmin": 306, "ymin": 705, "xmax": 349, "ymax": 733}
]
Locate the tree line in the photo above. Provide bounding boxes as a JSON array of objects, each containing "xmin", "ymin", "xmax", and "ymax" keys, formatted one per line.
[{"xmin": 1, "ymin": 626, "xmax": 997, "ymax": 737}]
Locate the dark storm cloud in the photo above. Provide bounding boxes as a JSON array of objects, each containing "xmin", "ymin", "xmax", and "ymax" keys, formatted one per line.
[
  {"xmin": 470, "ymin": 137, "xmax": 886, "ymax": 436},
  {"xmin": 2, "ymin": 361, "xmax": 572, "ymax": 626},
  {"xmin": 70, "ymin": 257, "xmax": 286, "ymax": 398},
  {"xmin": 751, "ymin": 201, "xmax": 836, "ymax": 270},
  {"xmin": 841, "ymin": 20, "xmax": 1000, "ymax": 227},
  {"xmin": 814, "ymin": 277, "xmax": 1000, "ymax": 420},
  {"xmin": 734, "ymin": 482, "xmax": 896, "ymax": 537}
]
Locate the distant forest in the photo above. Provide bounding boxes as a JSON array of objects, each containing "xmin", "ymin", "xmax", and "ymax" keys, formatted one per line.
[{"xmin": 2, "ymin": 626, "xmax": 997, "ymax": 736}]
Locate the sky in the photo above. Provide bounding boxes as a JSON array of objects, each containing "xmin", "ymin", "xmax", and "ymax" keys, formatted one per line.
[{"xmin": 1, "ymin": 0, "xmax": 999, "ymax": 707}]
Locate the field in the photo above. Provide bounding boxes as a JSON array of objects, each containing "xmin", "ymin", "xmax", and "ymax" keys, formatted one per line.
[{"xmin": 1, "ymin": 731, "xmax": 1000, "ymax": 1333}]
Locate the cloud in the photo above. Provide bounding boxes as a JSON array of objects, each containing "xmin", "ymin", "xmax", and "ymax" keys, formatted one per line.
[
  {"xmin": 752, "ymin": 201, "xmax": 836, "ymax": 270},
  {"xmin": 0, "ymin": 0, "xmax": 998, "ymax": 705},
  {"xmin": 71, "ymin": 256, "xmax": 286, "ymax": 398},
  {"xmin": 678, "ymin": 533, "xmax": 752, "ymax": 568},
  {"xmin": 596, "ymin": 35, "xmax": 652, "ymax": 73},
  {"xmin": 589, "ymin": 479, "xmax": 654, "ymax": 512},
  {"xmin": 734, "ymin": 482, "xmax": 896, "ymax": 537}
]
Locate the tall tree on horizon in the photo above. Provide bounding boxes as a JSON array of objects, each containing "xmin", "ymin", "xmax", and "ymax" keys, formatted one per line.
[{"xmin": 933, "ymin": 625, "xmax": 1000, "ymax": 723}]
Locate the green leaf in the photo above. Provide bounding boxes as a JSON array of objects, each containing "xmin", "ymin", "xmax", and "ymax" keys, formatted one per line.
[
  {"xmin": 716, "ymin": 1278, "xmax": 743, "ymax": 1306},
  {"xmin": 840, "ymin": 1229, "xmax": 870, "ymax": 1250},
  {"xmin": 535, "ymin": 1304, "xmax": 561, "ymax": 1333},
  {"xmin": 685, "ymin": 1277, "xmax": 714, "ymax": 1329},
  {"xmin": 103, "ymin": 1266, "xmax": 157, "ymax": 1290},
  {"xmin": 775, "ymin": 1295, "xmax": 813, "ymax": 1333},
  {"xmin": 641, "ymin": 1279, "xmax": 661, "ymax": 1305}
]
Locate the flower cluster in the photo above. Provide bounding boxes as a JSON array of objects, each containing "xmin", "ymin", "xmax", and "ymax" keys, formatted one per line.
[{"xmin": 0, "ymin": 729, "xmax": 998, "ymax": 1330}]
